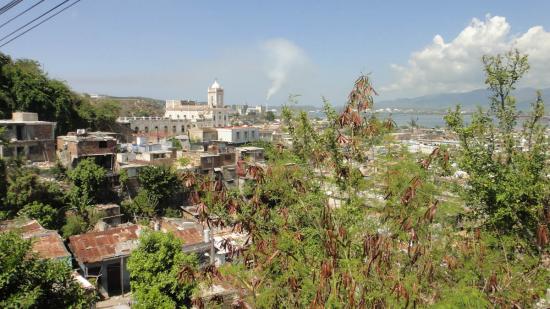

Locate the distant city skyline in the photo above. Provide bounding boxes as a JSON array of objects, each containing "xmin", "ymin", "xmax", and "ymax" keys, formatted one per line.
[{"xmin": 2, "ymin": 0, "xmax": 550, "ymax": 105}]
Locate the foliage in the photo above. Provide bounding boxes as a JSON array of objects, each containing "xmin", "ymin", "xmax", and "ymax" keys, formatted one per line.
[
  {"xmin": 1, "ymin": 169, "xmax": 66, "ymax": 224},
  {"xmin": 170, "ymin": 138, "xmax": 183, "ymax": 150},
  {"xmin": 0, "ymin": 232, "xmax": 94, "ymax": 308},
  {"xmin": 127, "ymin": 230, "xmax": 198, "ymax": 309},
  {"xmin": 19, "ymin": 202, "xmax": 60, "ymax": 230},
  {"xmin": 0, "ymin": 53, "xmax": 122, "ymax": 135},
  {"xmin": 122, "ymin": 190, "xmax": 159, "ymax": 219},
  {"xmin": 68, "ymin": 158, "xmax": 108, "ymax": 208},
  {"xmin": 61, "ymin": 214, "xmax": 88, "ymax": 238},
  {"xmin": 445, "ymin": 50, "xmax": 549, "ymax": 246},
  {"xmin": 265, "ymin": 110, "xmax": 276, "ymax": 122},
  {"xmin": 77, "ymin": 99, "xmax": 121, "ymax": 131},
  {"xmin": 137, "ymin": 165, "xmax": 182, "ymax": 209},
  {"xmin": 0, "ymin": 158, "xmax": 6, "ymax": 211},
  {"xmin": 186, "ymin": 73, "xmax": 549, "ymax": 308}
]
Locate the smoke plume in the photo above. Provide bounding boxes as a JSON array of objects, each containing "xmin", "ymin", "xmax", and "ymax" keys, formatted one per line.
[{"xmin": 262, "ymin": 38, "xmax": 308, "ymax": 100}]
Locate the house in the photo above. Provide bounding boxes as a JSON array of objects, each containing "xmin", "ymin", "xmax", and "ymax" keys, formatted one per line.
[
  {"xmin": 189, "ymin": 127, "xmax": 219, "ymax": 143},
  {"xmin": 57, "ymin": 130, "xmax": 117, "ymax": 170},
  {"xmin": 235, "ymin": 146, "xmax": 264, "ymax": 164},
  {"xmin": 216, "ymin": 126, "xmax": 259, "ymax": 144},
  {"xmin": 0, "ymin": 218, "xmax": 71, "ymax": 266},
  {"xmin": 259, "ymin": 128, "xmax": 275, "ymax": 142},
  {"xmin": 156, "ymin": 217, "xmax": 215, "ymax": 263},
  {"xmin": 69, "ymin": 218, "xmax": 216, "ymax": 298},
  {"xmin": 0, "ymin": 112, "xmax": 56, "ymax": 162},
  {"xmin": 91, "ymin": 204, "xmax": 123, "ymax": 229},
  {"xmin": 68, "ymin": 224, "xmax": 141, "ymax": 297}
]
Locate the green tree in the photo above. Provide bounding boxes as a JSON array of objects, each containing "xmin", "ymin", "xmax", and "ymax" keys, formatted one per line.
[
  {"xmin": 445, "ymin": 50, "xmax": 549, "ymax": 244},
  {"xmin": 137, "ymin": 166, "xmax": 181, "ymax": 209},
  {"xmin": 2, "ymin": 171, "xmax": 65, "ymax": 222},
  {"xmin": 61, "ymin": 214, "xmax": 88, "ymax": 238},
  {"xmin": 0, "ymin": 232, "xmax": 94, "ymax": 308},
  {"xmin": 127, "ymin": 230, "xmax": 198, "ymax": 309},
  {"xmin": 19, "ymin": 201, "xmax": 60, "ymax": 230},
  {"xmin": 68, "ymin": 158, "xmax": 108, "ymax": 208},
  {"xmin": 0, "ymin": 158, "xmax": 6, "ymax": 211},
  {"xmin": 265, "ymin": 110, "xmax": 275, "ymax": 122},
  {"xmin": 121, "ymin": 190, "xmax": 159, "ymax": 219},
  {"xmin": 188, "ymin": 74, "xmax": 549, "ymax": 308},
  {"xmin": 77, "ymin": 99, "xmax": 121, "ymax": 131},
  {"xmin": 0, "ymin": 56, "xmax": 88, "ymax": 134}
]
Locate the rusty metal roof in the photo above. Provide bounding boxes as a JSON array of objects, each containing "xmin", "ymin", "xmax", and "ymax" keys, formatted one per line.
[
  {"xmin": 159, "ymin": 217, "xmax": 205, "ymax": 246},
  {"xmin": 68, "ymin": 224, "xmax": 140, "ymax": 264},
  {"xmin": 0, "ymin": 219, "xmax": 71, "ymax": 261}
]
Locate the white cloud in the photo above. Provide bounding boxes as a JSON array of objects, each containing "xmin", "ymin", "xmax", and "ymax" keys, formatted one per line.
[{"xmin": 382, "ymin": 15, "xmax": 550, "ymax": 97}]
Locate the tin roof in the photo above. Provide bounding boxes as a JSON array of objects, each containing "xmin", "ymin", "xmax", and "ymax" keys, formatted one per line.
[
  {"xmin": 0, "ymin": 219, "xmax": 71, "ymax": 260},
  {"xmin": 159, "ymin": 217, "xmax": 205, "ymax": 247},
  {"xmin": 68, "ymin": 224, "xmax": 140, "ymax": 263}
]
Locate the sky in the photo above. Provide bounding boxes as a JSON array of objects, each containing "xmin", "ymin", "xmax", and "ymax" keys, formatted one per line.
[{"xmin": 2, "ymin": 0, "xmax": 550, "ymax": 106}]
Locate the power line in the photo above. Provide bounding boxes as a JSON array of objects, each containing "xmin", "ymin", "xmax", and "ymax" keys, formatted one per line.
[
  {"xmin": 0, "ymin": 0, "xmax": 71, "ymax": 44},
  {"xmin": 0, "ymin": 0, "xmax": 83, "ymax": 48},
  {"xmin": 0, "ymin": 0, "xmax": 23, "ymax": 16},
  {"xmin": 0, "ymin": 0, "xmax": 46, "ymax": 30}
]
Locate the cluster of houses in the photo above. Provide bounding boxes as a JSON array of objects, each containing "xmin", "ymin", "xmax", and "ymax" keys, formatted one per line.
[{"xmin": 0, "ymin": 110, "xmax": 271, "ymax": 301}]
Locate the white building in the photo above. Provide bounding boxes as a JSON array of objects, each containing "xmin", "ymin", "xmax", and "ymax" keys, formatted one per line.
[
  {"xmin": 216, "ymin": 126, "xmax": 259, "ymax": 144},
  {"xmin": 165, "ymin": 80, "xmax": 232, "ymax": 127}
]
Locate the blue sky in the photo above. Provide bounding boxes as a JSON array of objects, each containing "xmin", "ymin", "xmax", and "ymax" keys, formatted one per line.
[{"xmin": 2, "ymin": 0, "xmax": 550, "ymax": 106}]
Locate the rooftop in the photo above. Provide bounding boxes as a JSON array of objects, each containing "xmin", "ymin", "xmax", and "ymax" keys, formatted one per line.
[
  {"xmin": 0, "ymin": 219, "xmax": 71, "ymax": 260},
  {"xmin": 58, "ymin": 131, "xmax": 118, "ymax": 142},
  {"xmin": 68, "ymin": 224, "xmax": 140, "ymax": 263},
  {"xmin": 158, "ymin": 217, "xmax": 206, "ymax": 247}
]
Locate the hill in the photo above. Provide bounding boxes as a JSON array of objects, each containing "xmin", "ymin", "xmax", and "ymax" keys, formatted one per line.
[
  {"xmin": 377, "ymin": 87, "xmax": 550, "ymax": 112},
  {"xmin": 90, "ymin": 95, "xmax": 165, "ymax": 117}
]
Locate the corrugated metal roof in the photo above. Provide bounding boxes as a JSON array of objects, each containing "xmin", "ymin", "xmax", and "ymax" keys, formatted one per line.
[
  {"xmin": 0, "ymin": 219, "xmax": 71, "ymax": 260},
  {"xmin": 68, "ymin": 224, "xmax": 140, "ymax": 263}
]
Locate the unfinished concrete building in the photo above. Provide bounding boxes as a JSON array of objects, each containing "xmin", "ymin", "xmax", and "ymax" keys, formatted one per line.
[
  {"xmin": 57, "ymin": 130, "xmax": 117, "ymax": 170},
  {"xmin": 0, "ymin": 112, "xmax": 56, "ymax": 162}
]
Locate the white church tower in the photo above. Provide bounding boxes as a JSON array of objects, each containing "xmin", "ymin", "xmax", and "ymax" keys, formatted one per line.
[{"xmin": 208, "ymin": 79, "xmax": 224, "ymax": 108}]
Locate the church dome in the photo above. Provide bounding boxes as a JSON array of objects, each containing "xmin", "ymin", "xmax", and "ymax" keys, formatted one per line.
[{"xmin": 210, "ymin": 79, "xmax": 222, "ymax": 89}]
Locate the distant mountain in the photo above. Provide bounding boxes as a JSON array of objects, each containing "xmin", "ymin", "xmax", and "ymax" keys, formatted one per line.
[{"xmin": 377, "ymin": 87, "xmax": 550, "ymax": 112}]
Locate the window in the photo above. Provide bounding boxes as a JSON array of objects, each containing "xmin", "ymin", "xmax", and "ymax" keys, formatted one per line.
[
  {"xmin": 172, "ymin": 126, "xmax": 176, "ymax": 133},
  {"xmin": 244, "ymin": 131, "xmax": 248, "ymax": 139},
  {"xmin": 134, "ymin": 127, "xmax": 139, "ymax": 133},
  {"xmin": 213, "ymin": 115, "xmax": 216, "ymax": 121},
  {"xmin": 144, "ymin": 126, "xmax": 149, "ymax": 133},
  {"xmin": 252, "ymin": 131, "xmax": 255, "ymax": 137},
  {"xmin": 164, "ymin": 126, "xmax": 168, "ymax": 133},
  {"xmin": 181, "ymin": 125, "xmax": 185, "ymax": 132},
  {"xmin": 236, "ymin": 132, "xmax": 240, "ymax": 140},
  {"xmin": 99, "ymin": 141, "xmax": 108, "ymax": 148}
]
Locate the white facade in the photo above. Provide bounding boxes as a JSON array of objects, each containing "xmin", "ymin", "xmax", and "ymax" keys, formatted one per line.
[
  {"xmin": 216, "ymin": 127, "xmax": 259, "ymax": 144},
  {"xmin": 165, "ymin": 80, "xmax": 231, "ymax": 127},
  {"xmin": 208, "ymin": 80, "xmax": 224, "ymax": 108}
]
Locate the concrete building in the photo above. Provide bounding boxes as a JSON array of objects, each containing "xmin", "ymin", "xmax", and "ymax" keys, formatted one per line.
[
  {"xmin": 0, "ymin": 112, "xmax": 56, "ymax": 162},
  {"xmin": 165, "ymin": 80, "xmax": 232, "ymax": 127},
  {"xmin": 116, "ymin": 116, "xmax": 214, "ymax": 140},
  {"xmin": 235, "ymin": 146, "xmax": 265, "ymax": 163},
  {"xmin": 57, "ymin": 130, "xmax": 117, "ymax": 170},
  {"xmin": 216, "ymin": 126, "xmax": 259, "ymax": 144},
  {"xmin": 189, "ymin": 127, "xmax": 218, "ymax": 143}
]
